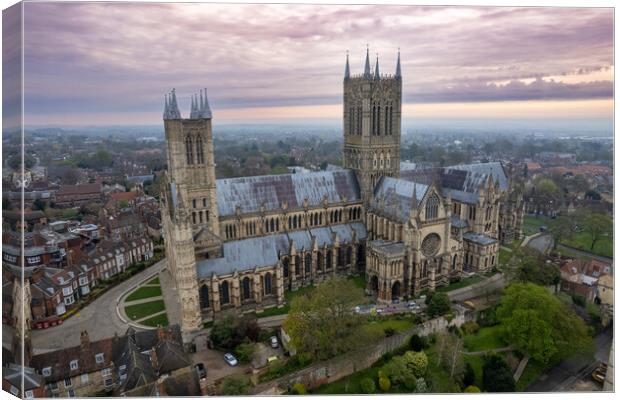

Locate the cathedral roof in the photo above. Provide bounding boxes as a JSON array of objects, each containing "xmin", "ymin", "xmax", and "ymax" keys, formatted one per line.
[
  {"xmin": 462, "ymin": 231, "xmax": 497, "ymax": 246},
  {"xmin": 196, "ymin": 222, "xmax": 367, "ymax": 278},
  {"xmin": 215, "ymin": 170, "xmax": 360, "ymax": 217},
  {"xmin": 371, "ymin": 176, "xmax": 429, "ymax": 223}
]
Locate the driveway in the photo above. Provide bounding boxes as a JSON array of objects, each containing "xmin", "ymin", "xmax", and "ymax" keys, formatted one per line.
[
  {"xmin": 31, "ymin": 259, "xmax": 166, "ymax": 353},
  {"xmin": 527, "ymin": 234, "xmax": 553, "ymax": 254},
  {"xmin": 192, "ymin": 334, "xmax": 245, "ymax": 384}
]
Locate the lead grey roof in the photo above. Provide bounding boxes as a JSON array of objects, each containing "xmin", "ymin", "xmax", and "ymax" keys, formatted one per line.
[
  {"xmin": 369, "ymin": 239, "xmax": 405, "ymax": 256},
  {"xmin": 196, "ymin": 222, "xmax": 367, "ymax": 279},
  {"xmin": 447, "ymin": 162, "xmax": 508, "ymax": 191},
  {"xmin": 371, "ymin": 176, "xmax": 429, "ymax": 223},
  {"xmin": 215, "ymin": 170, "xmax": 360, "ymax": 217},
  {"xmin": 451, "ymin": 215, "xmax": 469, "ymax": 229},
  {"xmin": 463, "ymin": 232, "xmax": 497, "ymax": 246}
]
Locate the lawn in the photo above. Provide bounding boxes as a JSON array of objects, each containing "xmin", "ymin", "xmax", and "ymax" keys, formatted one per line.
[
  {"xmin": 362, "ymin": 316, "xmax": 413, "ymax": 337},
  {"xmin": 141, "ymin": 313, "xmax": 169, "ymax": 327},
  {"xmin": 463, "ymin": 325, "xmax": 506, "ymax": 352},
  {"xmin": 436, "ymin": 275, "xmax": 484, "ymax": 293},
  {"xmin": 125, "ymin": 285, "xmax": 162, "ymax": 302},
  {"xmin": 562, "ymin": 231, "xmax": 613, "ymax": 258},
  {"xmin": 499, "ymin": 248, "xmax": 513, "ymax": 267},
  {"xmin": 145, "ymin": 276, "xmax": 160, "ymax": 285},
  {"xmin": 124, "ymin": 300, "xmax": 166, "ymax": 320},
  {"xmin": 523, "ymin": 215, "xmax": 547, "ymax": 236}
]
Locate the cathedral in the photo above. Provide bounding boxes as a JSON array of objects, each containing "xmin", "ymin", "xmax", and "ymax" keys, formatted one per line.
[{"xmin": 160, "ymin": 48, "xmax": 525, "ymax": 343}]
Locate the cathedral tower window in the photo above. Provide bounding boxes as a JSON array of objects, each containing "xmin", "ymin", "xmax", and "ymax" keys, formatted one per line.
[
  {"xmin": 377, "ymin": 106, "xmax": 381, "ymax": 135},
  {"xmin": 426, "ymin": 194, "xmax": 440, "ymax": 220},
  {"xmin": 349, "ymin": 107, "xmax": 354, "ymax": 135},
  {"xmin": 384, "ymin": 105, "xmax": 389, "ymax": 135},
  {"xmin": 389, "ymin": 105, "xmax": 393, "ymax": 135},
  {"xmin": 195, "ymin": 136, "xmax": 204, "ymax": 164},
  {"xmin": 185, "ymin": 136, "xmax": 194, "ymax": 165},
  {"xmin": 357, "ymin": 106, "xmax": 362, "ymax": 134}
]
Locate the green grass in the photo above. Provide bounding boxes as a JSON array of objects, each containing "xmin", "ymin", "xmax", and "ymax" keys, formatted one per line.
[
  {"xmin": 145, "ymin": 276, "xmax": 160, "ymax": 285},
  {"xmin": 562, "ymin": 231, "xmax": 613, "ymax": 258},
  {"xmin": 125, "ymin": 285, "xmax": 162, "ymax": 302},
  {"xmin": 437, "ymin": 275, "xmax": 485, "ymax": 293},
  {"xmin": 499, "ymin": 248, "xmax": 513, "ymax": 267},
  {"xmin": 362, "ymin": 317, "xmax": 413, "ymax": 337},
  {"xmin": 463, "ymin": 325, "xmax": 506, "ymax": 352},
  {"xmin": 523, "ymin": 215, "xmax": 548, "ymax": 236},
  {"xmin": 124, "ymin": 300, "xmax": 166, "ymax": 320},
  {"xmin": 140, "ymin": 313, "xmax": 169, "ymax": 327},
  {"xmin": 348, "ymin": 275, "xmax": 366, "ymax": 290}
]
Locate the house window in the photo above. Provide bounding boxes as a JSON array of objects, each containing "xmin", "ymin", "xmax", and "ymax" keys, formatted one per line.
[
  {"xmin": 101, "ymin": 368, "xmax": 112, "ymax": 377},
  {"xmin": 95, "ymin": 353, "xmax": 104, "ymax": 364},
  {"xmin": 10, "ymin": 386, "xmax": 18, "ymax": 396},
  {"xmin": 49, "ymin": 382, "xmax": 58, "ymax": 391},
  {"xmin": 68, "ymin": 389, "xmax": 76, "ymax": 397},
  {"xmin": 43, "ymin": 367, "xmax": 52, "ymax": 376},
  {"xmin": 70, "ymin": 360, "xmax": 79, "ymax": 371},
  {"xmin": 81, "ymin": 373, "xmax": 89, "ymax": 384},
  {"xmin": 104, "ymin": 378, "xmax": 113, "ymax": 388},
  {"xmin": 64, "ymin": 377, "xmax": 72, "ymax": 388},
  {"xmin": 25, "ymin": 390, "xmax": 34, "ymax": 399}
]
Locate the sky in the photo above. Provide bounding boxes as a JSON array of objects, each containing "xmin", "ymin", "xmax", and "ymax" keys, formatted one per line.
[{"xmin": 3, "ymin": 2, "xmax": 614, "ymax": 127}]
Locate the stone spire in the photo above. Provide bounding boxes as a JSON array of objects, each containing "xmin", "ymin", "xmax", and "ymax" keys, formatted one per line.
[
  {"xmin": 395, "ymin": 48, "xmax": 401, "ymax": 80},
  {"xmin": 190, "ymin": 95, "xmax": 196, "ymax": 119},
  {"xmin": 199, "ymin": 88, "xmax": 212, "ymax": 119},
  {"xmin": 344, "ymin": 51, "xmax": 350, "ymax": 81},
  {"xmin": 163, "ymin": 94, "xmax": 170, "ymax": 119},
  {"xmin": 411, "ymin": 184, "xmax": 418, "ymax": 211},
  {"xmin": 363, "ymin": 45, "xmax": 371, "ymax": 79},
  {"xmin": 168, "ymin": 88, "xmax": 181, "ymax": 119},
  {"xmin": 374, "ymin": 53, "xmax": 380, "ymax": 80}
]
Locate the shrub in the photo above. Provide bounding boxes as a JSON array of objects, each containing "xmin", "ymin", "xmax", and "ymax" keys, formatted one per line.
[
  {"xmin": 383, "ymin": 356, "xmax": 409, "ymax": 384},
  {"xmin": 360, "ymin": 377, "xmax": 376, "ymax": 394},
  {"xmin": 427, "ymin": 292, "xmax": 452, "ymax": 318},
  {"xmin": 462, "ymin": 321, "xmax": 480, "ymax": 335},
  {"xmin": 409, "ymin": 334, "xmax": 427, "ymax": 351},
  {"xmin": 403, "ymin": 351, "xmax": 428, "ymax": 378},
  {"xmin": 413, "ymin": 377, "xmax": 428, "ymax": 393},
  {"xmin": 384, "ymin": 327, "xmax": 396, "ymax": 337},
  {"xmin": 290, "ymin": 383, "xmax": 307, "ymax": 395},
  {"xmin": 464, "ymin": 385, "xmax": 481, "ymax": 393},
  {"xmin": 463, "ymin": 362, "xmax": 476, "ymax": 388},
  {"xmin": 571, "ymin": 294, "xmax": 586, "ymax": 307},
  {"xmin": 219, "ymin": 377, "xmax": 249, "ymax": 395},
  {"xmin": 379, "ymin": 376, "xmax": 391, "ymax": 392},
  {"xmin": 234, "ymin": 341, "xmax": 255, "ymax": 363}
]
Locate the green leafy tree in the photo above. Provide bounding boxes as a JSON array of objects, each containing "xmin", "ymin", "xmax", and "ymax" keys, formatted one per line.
[
  {"xmin": 496, "ymin": 283, "xmax": 592, "ymax": 364},
  {"xmin": 512, "ymin": 248, "xmax": 560, "ymax": 286},
  {"xmin": 283, "ymin": 278, "xmax": 375, "ymax": 360},
  {"xmin": 463, "ymin": 362, "xmax": 476, "ymax": 388},
  {"xmin": 482, "ymin": 354, "xmax": 515, "ymax": 392},
  {"xmin": 577, "ymin": 211, "xmax": 612, "ymax": 252},
  {"xmin": 547, "ymin": 218, "xmax": 576, "ymax": 251},
  {"xmin": 427, "ymin": 292, "xmax": 452, "ymax": 318},
  {"xmin": 464, "ymin": 385, "xmax": 481, "ymax": 393},
  {"xmin": 234, "ymin": 341, "xmax": 255, "ymax": 363},
  {"xmin": 403, "ymin": 351, "xmax": 428, "ymax": 378},
  {"xmin": 409, "ymin": 334, "xmax": 427, "ymax": 351}
]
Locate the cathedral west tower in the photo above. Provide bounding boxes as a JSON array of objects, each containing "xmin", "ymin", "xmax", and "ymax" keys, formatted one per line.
[{"xmin": 343, "ymin": 47, "xmax": 402, "ymax": 205}]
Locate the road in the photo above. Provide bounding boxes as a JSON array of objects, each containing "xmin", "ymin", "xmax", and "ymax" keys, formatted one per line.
[
  {"xmin": 30, "ymin": 260, "xmax": 165, "ymax": 353},
  {"xmin": 526, "ymin": 234, "xmax": 553, "ymax": 254},
  {"xmin": 525, "ymin": 328, "xmax": 613, "ymax": 392}
]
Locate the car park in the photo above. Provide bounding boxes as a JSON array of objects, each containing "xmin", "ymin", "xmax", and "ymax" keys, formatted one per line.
[
  {"xmin": 224, "ymin": 353, "xmax": 238, "ymax": 366},
  {"xmin": 270, "ymin": 336, "xmax": 279, "ymax": 348}
]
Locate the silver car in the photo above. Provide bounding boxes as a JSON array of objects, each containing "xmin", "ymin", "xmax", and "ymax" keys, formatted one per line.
[{"xmin": 224, "ymin": 352, "xmax": 238, "ymax": 366}]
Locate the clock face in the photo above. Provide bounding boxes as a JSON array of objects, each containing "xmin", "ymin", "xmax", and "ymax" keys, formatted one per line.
[{"xmin": 421, "ymin": 233, "xmax": 441, "ymax": 257}]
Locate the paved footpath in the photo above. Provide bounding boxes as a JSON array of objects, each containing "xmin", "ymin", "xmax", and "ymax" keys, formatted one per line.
[{"xmin": 31, "ymin": 259, "xmax": 166, "ymax": 353}]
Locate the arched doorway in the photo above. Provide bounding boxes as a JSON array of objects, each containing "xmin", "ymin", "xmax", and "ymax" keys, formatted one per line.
[{"xmin": 392, "ymin": 281, "xmax": 401, "ymax": 301}]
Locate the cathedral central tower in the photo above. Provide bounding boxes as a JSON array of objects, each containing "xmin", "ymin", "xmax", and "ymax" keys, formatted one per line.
[{"xmin": 343, "ymin": 47, "xmax": 402, "ymax": 205}]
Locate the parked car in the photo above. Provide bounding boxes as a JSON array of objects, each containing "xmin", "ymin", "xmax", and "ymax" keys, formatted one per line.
[
  {"xmin": 267, "ymin": 356, "xmax": 279, "ymax": 364},
  {"xmin": 194, "ymin": 363, "xmax": 207, "ymax": 379},
  {"xmin": 592, "ymin": 370, "xmax": 605, "ymax": 384},
  {"xmin": 224, "ymin": 353, "xmax": 238, "ymax": 366},
  {"xmin": 376, "ymin": 308, "xmax": 384, "ymax": 315},
  {"xmin": 270, "ymin": 336, "xmax": 279, "ymax": 348}
]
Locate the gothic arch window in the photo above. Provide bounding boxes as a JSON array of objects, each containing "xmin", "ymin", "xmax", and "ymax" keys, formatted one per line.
[
  {"xmin": 346, "ymin": 246, "xmax": 352, "ymax": 265},
  {"xmin": 288, "ymin": 216, "xmax": 292, "ymax": 229},
  {"xmin": 384, "ymin": 105, "xmax": 389, "ymax": 135},
  {"xmin": 379, "ymin": 153, "xmax": 384, "ymax": 169},
  {"xmin": 192, "ymin": 212, "xmax": 196, "ymax": 224},
  {"xmin": 264, "ymin": 273, "xmax": 272, "ymax": 295},
  {"xmin": 264, "ymin": 219, "xmax": 269, "ymax": 233},
  {"xmin": 319, "ymin": 213, "xmax": 323, "ymax": 225},
  {"xmin": 270, "ymin": 218, "xmax": 275, "ymax": 232},
  {"xmin": 452, "ymin": 254, "xmax": 457, "ymax": 271},
  {"xmin": 317, "ymin": 252, "xmax": 323, "ymax": 271},
  {"xmin": 426, "ymin": 194, "xmax": 440, "ymax": 220},
  {"xmin": 276, "ymin": 219, "xmax": 279, "ymax": 231},
  {"xmin": 357, "ymin": 105, "xmax": 362, "ymax": 134},
  {"xmin": 220, "ymin": 281, "xmax": 230, "ymax": 305},
  {"xmin": 326, "ymin": 250, "xmax": 333, "ymax": 269},
  {"xmin": 242, "ymin": 277, "xmax": 251, "ymax": 300},
  {"xmin": 349, "ymin": 107, "xmax": 354, "ymax": 135},
  {"xmin": 372, "ymin": 105, "xmax": 376, "ymax": 135},
  {"xmin": 389, "ymin": 105, "xmax": 393, "ymax": 135},
  {"xmin": 199, "ymin": 285, "xmax": 209, "ymax": 308},
  {"xmin": 282, "ymin": 258, "xmax": 289, "ymax": 277},
  {"xmin": 305, "ymin": 253, "xmax": 312, "ymax": 273},
  {"xmin": 373, "ymin": 153, "xmax": 378, "ymax": 169},
  {"xmin": 295, "ymin": 256, "xmax": 301, "ymax": 275},
  {"xmin": 195, "ymin": 135, "xmax": 204, "ymax": 164},
  {"xmin": 185, "ymin": 136, "xmax": 194, "ymax": 165},
  {"xmin": 377, "ymin": 106, "xmax": 381, "ymax": 135}
]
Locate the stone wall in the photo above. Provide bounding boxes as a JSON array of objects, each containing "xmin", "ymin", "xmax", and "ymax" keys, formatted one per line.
[{"xmin": 253, "ymin": 312, "xmax": 465, "ymax": 394}]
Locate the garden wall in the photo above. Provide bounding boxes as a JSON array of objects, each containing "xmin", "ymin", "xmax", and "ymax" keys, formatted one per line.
[{"xmin": 252, "ymin": 312, "xmax": 466, "ymax": 394}]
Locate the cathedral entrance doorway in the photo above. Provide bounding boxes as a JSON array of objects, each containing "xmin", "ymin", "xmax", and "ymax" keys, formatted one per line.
[
  {"xmin": 391, "ymin": 281, "xmax": 401, "ymax": 301},
  {"xmin": 370, "ymin": 275, "xmax": 379, "ymax": 296}
]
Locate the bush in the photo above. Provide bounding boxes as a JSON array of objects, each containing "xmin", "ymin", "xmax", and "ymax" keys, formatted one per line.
[
  {"xmin": 571, "ymin": 294, "xmax": 586, "ymax": 307},
  {"xmin": 462, "ymin": 321, "xmax": 480, "ymax": 335},
  {"xmin": 360, "ymin": 377, "xmax": 376, "ymax": 394},
  {"xmin": 464, "ymin": 385, "xmax": 481, "ymax": 393},
  {"xmin": 219, "ymin": 377, "xmax": 249, "ymax": 395},
  {"xmin": 403, "ymin": 351, "xmax": 428, "ymax": 378},
  {"xmin": 378, "ymin": 376, "xmax": 391, "ymax": 392},
  {"xmin": 409, "ymin": 334, "xmax": 427, "ymax": 351},
  {"xmin": 384, "ymin": 327, "xmax": 396, "ymax": 337},
  {"xmin": 290, "ymin": 383, "xmax": 307, "ymax": 395},
  {"xmin": 463, "ymin": 362, "xmax": 476, "ymax": 388},
  {"xmin": 427, "ymin": 292, "xmax": 452, "ymax": 318},
  {"xmin": 383, "ymin": 356, "xmax": 409, "ymax": 385},
  {"xmin": 413, "ymin": 377, "xmax": 428, "ymax": 393},
  {"xmin": 234, "ymin": 341, "xmax": 255, "ymax": 363}
]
